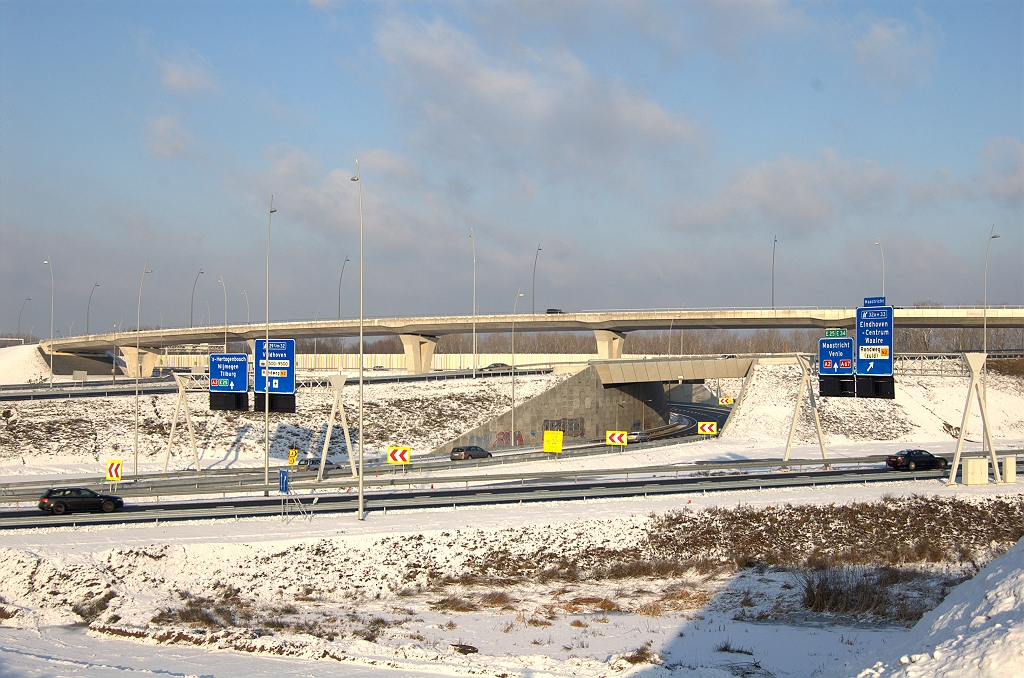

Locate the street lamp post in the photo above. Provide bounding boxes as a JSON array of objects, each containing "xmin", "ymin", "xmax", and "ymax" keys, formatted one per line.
[
  {"xmin": 771, "ymin": 236, "xmax": 777, "ymax": 310},
  {"xmin": 470, "ymin": 229, "xmax": 476, "ymax": 378},
  {"xmin": 43, "ymin": 259, "xmax": 53, "ymax": 387},
  {"xmin": 337, "ymin": 256, "xmax": 350, "ymax": 320},
  {"xmin": 86, "ymin": 283, "xmax": 99, "ymax": 335},
  {"xmin": 532, "ymin": 245, "xmax": 542, "ymax": 314},
  {"xmin": 17, "ymin": 297, "xmax": 30, "ymax": 337},
  {"xmin": 511, "ymin": 289, "xmax": 524, "ymax": 447},
  {"xmin": 241, "ymin": 290, "xmax": 250, "ymax": 324},
  {"xmin": 218, "ymin": 277, "xmax": 227, "ymax": 349},
  {"xmin": 264, "ymin": 197, "xmax": 276, "ymax": 495},
  {"xmin": 983, "ymin": 226, "xmax": 1000, "ymax": 460},
  {"xmin": 134, "ymin": 260, "xmax": 152, "ymax": 478},
  {"xmin": 351, "ymin": 161, "xmax": 365, "ymax": 520},
  {"xmin": 190, "ymin": 269, "xmax": 204, "ymax": 328},
  {"xmin": 875, "ymin": 238, "xmax": 885, "ymax": 297}
]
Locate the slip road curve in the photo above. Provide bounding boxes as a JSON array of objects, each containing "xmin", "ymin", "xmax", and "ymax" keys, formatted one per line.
[{"xmin": 1, "ymin": 465, "xmax": 960, "ymax": 529}]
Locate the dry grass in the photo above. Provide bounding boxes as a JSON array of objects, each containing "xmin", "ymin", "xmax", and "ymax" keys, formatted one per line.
[
  {"xmin": 72, "ymin": 591, "xmax": 116, "ymax": 622},
  {"xmin": 800, "ymin": 567, "xmax": 956, "ymax": 624},
  {"xmin": 621, "ymin": 641, "xmax": 659, "ymax": 665},
  {"xmin": 478, "ymin": 590, "xmax": 515, "ymax": 607},
  {"xmin": 569, "ymin": 619, "xmax": 588, "ymax": 628},
  {"xmin": 428, "ymin": 596, "xmax": 478, "ymax": 612},
  {"xmin": 636, "ymin": 601, "xmax": 664, "ymax": 617}
]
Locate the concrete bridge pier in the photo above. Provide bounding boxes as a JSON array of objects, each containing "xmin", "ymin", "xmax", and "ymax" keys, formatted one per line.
[
  {"xmin": 594, "ymin": 330, "xmax": 626, "ymax": 360},
  {"xmin": 118, "ymin": 346, "xmax": 160, "ymax": 378},
  {"xmin": 400, "ymin": 334, "xmax": 438, "ymax": 374}
]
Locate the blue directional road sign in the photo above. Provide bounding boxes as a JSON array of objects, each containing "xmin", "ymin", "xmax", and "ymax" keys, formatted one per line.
[
  {"xmin": 856, "ymin": 305, "xmax": 893, "ymax": 376},
  {"xmin": 818, "ymin": 338, "xmax": 854, "ymax": 375},
  {"xmin": 863, "ymin": 296, "xmax": 886, "ymax": 307},
  {"xmin": 209, "ymin": 353, "xmax": 248, "ymax": 393},
  {"xmin": 279, "ymin": 469, "xmax": 289, "ymax": 493},
  {"xmin": 254, "ymin": 339, "xmax": 296, "ymax": 394}
]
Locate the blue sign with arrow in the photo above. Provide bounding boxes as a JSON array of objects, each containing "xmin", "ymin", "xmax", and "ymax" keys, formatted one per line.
[
  {"xmin": 254, "ymin": 339, "xmax": 296, "ymax": 394},
  {"xmin": 856, "ymin": 305, "xmax": 893, "ymax": 376},
  {"xmin": 818, "ymin": 337, "xmax": 854, "ymax": 375},
  {"xmin": 209, "ymin": 353, "xmax": 248, "ymax": 393}
]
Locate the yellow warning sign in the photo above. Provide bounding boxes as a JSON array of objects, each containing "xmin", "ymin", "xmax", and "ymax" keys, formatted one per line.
[
  {"xmin": 718, "ymin": 397, "xmax": 734, "ymax": 406},
  {"xmin": 606, "ymin": 430, "xmax": 628, "ymax": 446},
  {"xmin": 697, "ymin": 422, "xmax": 718, "ymax": 435},
  {"xmin": 288, "ymin": 448, "xmax": 298, "ymax": 465},
  {"xmin": 543, "ymin": 430, "xmax": 564, "ymax": 453},
  {"xmin": 105, "ymin": 460, "xmax": 122, "ymax": 482}
]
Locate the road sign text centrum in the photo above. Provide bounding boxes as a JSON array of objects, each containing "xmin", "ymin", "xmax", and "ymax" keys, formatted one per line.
[
  {"xmin": 824, "ymin": 328, "xmax": 847, "ymax": 338},
  {"xmin": 209, "ymin": 353, "xmax": 248, "ymax": 393},
  {"xmin": 819, "ymin": 337, "xmax": 854, "ymax": 375},
  {"xmin": 254, "ymin": 339, "xmax": 295, "ymax": 394},
  {"xmin": 856, "ymin": 305, "xmax": 893, "ymax": 376}
]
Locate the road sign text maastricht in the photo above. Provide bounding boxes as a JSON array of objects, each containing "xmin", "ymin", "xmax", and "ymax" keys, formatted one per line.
[{"xmin": 819, "ymin": 337, "xmax": 854, "ymax": 376}]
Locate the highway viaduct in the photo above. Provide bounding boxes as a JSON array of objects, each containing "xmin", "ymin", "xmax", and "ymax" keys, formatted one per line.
[{"xmin": 38, "ymin": 306, "xmax": 1024, "ymax": 377}]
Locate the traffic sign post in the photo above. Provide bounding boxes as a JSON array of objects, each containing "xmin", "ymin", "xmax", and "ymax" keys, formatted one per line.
[
  {"xmin": 606, "ymin": 430, "xmax": 627, "ymax": 446},
  {"xmin": 255, "ymin": 339, "xmax": 296, "ymax": 413},
  {"xmin": 288, "ymin": 448, "xmax": 298, "ymax": 465},
  {"xmin": 718, "ymin": 397, "xmax": 734, "ymax": 406},
  {"xmin": 209, "ymin": 353, "xmax": 249, "ymax": 411},
  {"xmin": 819, "ymin": 338, "xmax": 854, "ymax": 375},
  {"xmin": 856, "ymin": 305, "xmax": 893, "ymax": 376},
  {"xmin": 279, "ymin": 469, "xmax": 289, "ymax": 493},
  {"xmin": 697, "ymin": 422, "xmax": 718, "ymax": 435},
  {"xmin": 543, "ymin": 430, "xmax": 563, "ymax": 453},
  {"xmin": 387, "ymin": 446, "xmax": 411, "ymax": 464},
  {"xmin": 105, "ymin": 459, "xmax": 122, "ymax": 482},
  {"xmin": 824, "ymin": 328, "xmax": 847, "ymax": 338}
]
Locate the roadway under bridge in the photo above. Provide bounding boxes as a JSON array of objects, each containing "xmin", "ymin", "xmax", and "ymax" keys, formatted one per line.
[{"xmin": 37, "ymin": 306, "xmax": 1024, "ymax": 377}]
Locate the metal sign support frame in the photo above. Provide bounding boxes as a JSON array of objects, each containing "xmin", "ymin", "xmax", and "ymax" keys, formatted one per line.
[
  {"xmin": 317, "ymin": 375, "xmax": 357, "ymax": 482},
  {"xmin": 783, "ymin": 355, "xmax": 828, "ymax": 463},
  {"xmin": 162, "ymin": 373, "xmax": 200, "ymax": 473},
  {"xmin": 947, "ymin": 353, "xmax": 1001, "ymax": 484}
]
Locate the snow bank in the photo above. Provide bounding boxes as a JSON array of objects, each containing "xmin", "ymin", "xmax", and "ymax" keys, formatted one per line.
[
  {"xmin": 0, "ymin": 344, "xmax": 57, "ymax": 385},
  {"xmin": 854, "ymin": 537, "xmax": 1024, "ymax": 678}
]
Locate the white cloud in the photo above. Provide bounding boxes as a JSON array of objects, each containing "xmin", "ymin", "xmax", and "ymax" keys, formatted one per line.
[
  {"xmin": 697, "ymin": 0, "xmax": 809, "ymax": 56},
  {"xmin": 852, "ymin": 11, "xmax": 940, "ymax": 99},
  {"xmin": 669, "ymin": 149, "xmax": 900, "ymax": 235},
  {"xmin": 374, "ymin": 15, "xmax": 703, "ymax": 191},
  {"xmin": 976, "ymin": 136, "xmax": 1024, "ymax": 207},
  {"xmin": 147, "ymin": 114, "xmax": 197, "ymax": 158},
  {"xmin": 159, "ymin": 53, "xmax": 219, "ymax": 96}
]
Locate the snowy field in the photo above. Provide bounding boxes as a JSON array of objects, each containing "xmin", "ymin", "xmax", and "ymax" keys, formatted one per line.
[{"xmin": 1, "ymin": 345, "xmax": 1023, "ymax": 677}]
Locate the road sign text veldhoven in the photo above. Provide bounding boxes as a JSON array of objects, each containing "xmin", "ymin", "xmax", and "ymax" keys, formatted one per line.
[
  {"xmin": 105, "ymin": 460, "xmax": 122, "ymax": 482},
  {"xmin": 819, "ymin": 337, "xmax": 855, "ymax": 375},
  {"xmin": 606, "ymin": 431, "xmax": 627, "ymax": 446},
  {"xmin": 697, "ymin": 422, "xmax": 718, "ymax": 435},
  {"xmin": 209, "ymin": 353, "xmax": 249, "ymax": 393},
  {"xmin": 543, "ymin": 430, "xmax": 564, "ymax": 453},
  {"xmin": 387, "ymin": 446, "xmax": 411, "ymax": 464},
  {"xmin": 856, "ymin": 304, "xmax": 893, "ymax": 376},
  {"xmin": 254, "ymin": 339, "xmax": 296, "ymax": 394},
  {"xmin": 824, "ymin": 328, "xmax": 847, "ymax": 338}
]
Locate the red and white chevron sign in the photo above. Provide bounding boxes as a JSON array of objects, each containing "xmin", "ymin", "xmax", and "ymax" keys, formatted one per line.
[
  {"xmin": 697, "ymin": 422, "xmax": 718, "ymax": 435},
  {"xmin": 605, "ymin": 431, "xmax": 628, "ymax": 446},
  {"xmin": 105, "ymin": 459, "xmax": 122, "ymax": 482},
  {"xmin": 387, "ymin": 446, "xmax": 411, "ymax": 464}
]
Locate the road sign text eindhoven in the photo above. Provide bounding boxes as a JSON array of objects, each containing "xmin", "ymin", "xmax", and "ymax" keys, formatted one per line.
[
  {"xmin": 856, "ymin": 306, "xmax": 893, "ymax": 376},
  {"xmin": 819, "ymin": 337, "xmax": 854, "ymax": 375},
  {"xmin": 255, "ymin": 339, "xmax": 295, "ymax": 394},
  {"xmin": 209, "ymin": 353, "xmax": 248, "ymax": 393}
]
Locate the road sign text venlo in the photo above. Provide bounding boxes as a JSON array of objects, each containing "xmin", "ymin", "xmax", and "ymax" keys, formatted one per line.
[
  {"xmin": 209, "ymin": 353, "xmax": 248, "ymax": 393},
  {"xmin": 105, "ymin": 460, "xmax": 122, "ymax": 482},
  {"xmin": 254, "ymin": 339, "xmax": 296, "ymax": 394},
  {"xmin": 387, "ymin": 446, "xmax": 411, "ymax": 464},
  {"xmin": 606, "ymin": 430, "xmax": 627, "ymax": 446},
  {"xmin": 543, "ymin": 430, "xmax": 564, "ymax": 453},
  {"xmin": 855, "ymin": 305, "xmax": 893, "ymax": 376},
  {"xmin": 819, "ymin": 337, "xmax": 854, "ymax": 376}
]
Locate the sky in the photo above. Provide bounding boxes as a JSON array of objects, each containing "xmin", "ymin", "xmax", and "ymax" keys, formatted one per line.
[{"xmin": 1, "ymin": 0, "xmax": 1022, "ymax": 337}]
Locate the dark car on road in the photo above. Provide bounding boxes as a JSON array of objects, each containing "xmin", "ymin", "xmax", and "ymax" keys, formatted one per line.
[
  {"xmin": 39, "ymin": 488, "xmax": 123, "ymax": 515},
  {"xmin": 886, "ymin": 449, "xmax": 948, "ymax": 471},
  {"xmin": 450, "ymin": 445, "xmax": 492, "ymax": 461}
]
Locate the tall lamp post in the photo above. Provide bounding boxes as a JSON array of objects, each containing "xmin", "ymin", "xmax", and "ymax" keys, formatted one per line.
[
  {"xmin": 264, "ymin": 197, "xmax": 276, "ymax": 494},
  {"xmin": 770, "ymin": 236, "xmax": 777, "ymax": 310},
  {"xmin": 43, "ymin": 259, "xmax": 54, "ymax": 387},
  {"xmin": 511, "ymin": 289, "xmax": 524, "ymax": 447},
  {"xmin": 241, "ymin": 290, "xmax": 250, "ymax": 324},
  {"xmin": 470, "ymin": 229, "xmax": 476, "ymax": 377},
  {"xmin": 337, "ymin": 256, "xmax": 350, "ymax": 320},
  {"xmin": 351, "ymin": 161, "xmax": 365, "ymax": 520},
  {"xmin": 532, "ymin": 245, "xmax": 542, "ymax": 314},
  {"xmin": 875, "ymin": 238, "xmax": 885, "ymax": 296},
  {"xmin": 190, "ymin": 269, "xmax": 204, "ymax": 328},
  {"xmin": 86, "ymin": 283, "xmax": 99, "ymax": 335},
  {"xmin": 983, "ymin": 226, "xmax": 1000, "ymax": 459},
  {"xmin": 17, "ymin": 297, "xmax": 30, "ymax": 338},
  {"xmin": 134, "ymin": 260, "xmax": 152, "ymax": 478},
  {"xmin": 217, "ymin": 277, "xmax": 227, "ymax": 349}
]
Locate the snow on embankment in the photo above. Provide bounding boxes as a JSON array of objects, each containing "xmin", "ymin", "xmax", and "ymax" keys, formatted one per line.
[
  {"xmin": 722, "ymin": 362, "xmax": 1024, "ymax": 446},
  {"xmin": 854, "ymin": 537, "xmax": 1024, "ymax": 678},
  {"xmin": 0, "ymin": 344, "xmax": 54, "ymax": 385}
]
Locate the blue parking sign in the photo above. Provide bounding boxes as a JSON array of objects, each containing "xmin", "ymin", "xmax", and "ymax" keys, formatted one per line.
[
  {"xmin": 856, "ymin": 306, "xmax": 893, "ymax": 376},
  {"xmin": 209, "ymin": 353, "xmax": 248, "ymax": 393},
  {"xmin": 254, "ymin": 339, "xmax": 296, "ymax": 394},
  {"xmin": 819, "ymin": 338, "xmax": 854, "ymax": 375}
]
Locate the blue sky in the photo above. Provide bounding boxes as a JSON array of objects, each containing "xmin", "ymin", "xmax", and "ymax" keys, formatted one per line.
[{"xmin": 1, "ymin": 0, "xmax": 1021, "ymax": 336}]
